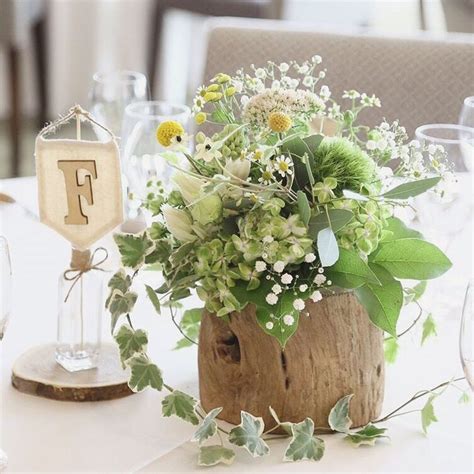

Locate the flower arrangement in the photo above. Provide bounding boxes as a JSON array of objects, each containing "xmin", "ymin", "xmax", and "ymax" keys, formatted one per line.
[{"xmin": 106, "ymin": 58, "xmax": 467, "ymax": 466}]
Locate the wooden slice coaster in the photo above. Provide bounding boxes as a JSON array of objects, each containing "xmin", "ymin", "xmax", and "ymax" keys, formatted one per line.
[{"xmin": 12, "ymin": 343, "xmax": 134, "ymax": 401}]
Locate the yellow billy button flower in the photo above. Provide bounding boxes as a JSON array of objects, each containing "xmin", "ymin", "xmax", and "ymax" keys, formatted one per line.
[
  {"xmin": 195, "ymin": 112, "xmax": 207, "ymax": 125},
  {"xmin": 225, "ymin": 86, "xmax": 236, "ymax": 97},
  {"xmin": 216, "ymin": 73, "xmax": 231, "ymax": 84},
  {"xmin": 156, "ymin": 120, "xmax": 185, "ymax": 147},
  {"xmin": 268, "ymin": 111, "xmax": 292, "ymax": 133},
  {"xmin": 203, "ymin": 91, "xmax": 223, "ymax": 102},
  {"xmin": 206, "ymin": 84, "xmax": 220, "ymax": 92}
]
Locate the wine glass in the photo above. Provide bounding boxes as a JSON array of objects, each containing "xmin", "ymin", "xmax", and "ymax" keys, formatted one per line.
[
  {"xmin": 460, "ymin": 280, "xmax": 473, "ymax": 391},
  {"xmin": 0, "ymin": 236, "xmax": 12, "ymax": 470},
  {"xmin": 121, "ymin": 101, "xmax": 191, "ymax": 226},
  {"xmin": 89, "ymin": 70, "xmax": 149, "ymax": 139},
  {"xmin": 459, "ymin": 97, "xmax": 474, "ymax": 171}
]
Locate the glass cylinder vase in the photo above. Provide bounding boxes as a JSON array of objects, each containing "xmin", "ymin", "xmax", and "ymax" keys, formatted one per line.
[{"xmin": 56, "ymin": 249, "xmax": 107, "ymax": 372}]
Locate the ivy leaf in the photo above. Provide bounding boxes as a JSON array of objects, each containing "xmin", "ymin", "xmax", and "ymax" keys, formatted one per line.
[
  {"xmin": 421, "ymin": 395, "xmax": 438, "ymax": 434},
  {"xmin": 192, "ymin": 407, "xmax": 223, "ymax": 444},
  {"xmin": 114, "ymin": 233, "xmax": 154, "ymax": 269},
  {"xmin": 198, "ymin": 446, "xmax": 235, "ymax": 467},
  {"xmin": 115, "ymin": 325, "xmax": 148, "ymax": 366},
  {"xmin": 382, "ymin": 177, "xmax": 441, "ymax": 200},
  {"xmin": 328, "ymin": 394, "xmax": 353, "ymax": 433},
  {"xmin": 345, "ymin": 424, "xmax": 389, "ymax": 447},
  {"xmin": 228, "ymin": 411, "xmax": 269, "ymax": 457},
  {"xmin": 174, "ymin": 308, "xmax": 202, "ymax": 350},
  {"xmin": 355, "ymin": 264, "xmax": 403, "ymax": 336},
  {"xmin": 162, "ymin": 390, "xmax": 199, "ymax": 425},
  {"xmin": 326, "ymin": 248, "xmax": 381, "ymax": 288},
  {"xmin": 283, "ymin": 418, "xmax": 325, "ymax": 462},
  {"xmin": 372, "ymin": 238, "xmax": 452, "ymax": 280},
  {"xmin": 108, "ymin": 289, "xmax": 138, "ymax": 333},
  {"xmin": 107, "ymin": 269, "xmax": 132, "ymax": 303},
  {"xmin": 145, "ymin": 284, "xmax": 161, "ymax": 315},
  {"xmin": 308, "ymin": 209, "xmax": 354, "ymax": 239},
  {"xmin": 317, "ymin": 227, "xmax": 339, "ymax": 267},
  {"xmin": 127, "ymin": 354, "xmax": 163, "ymax": 392},
  {"xmin": 268, "ymin": 406, "xmax": 293, "ymax": 435},
  {"xmin": 384, "ymin": 337, "xmax": 399, "ymax": 364},
  {"xmin": 297, "ymin": 191, "xmax": 311, "ymax": 225},
  {"xmin": 421, "ymin": 313, "xmax": 437, "ymax": 345}
]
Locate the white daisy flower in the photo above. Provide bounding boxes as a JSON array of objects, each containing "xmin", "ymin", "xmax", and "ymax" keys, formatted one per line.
[
  {"xmin": 273, "ymin": 261, "xmax": 285, "ymax": 273},
  {"xmin": 272, "ymin": 284, "xmax": 282, "ymax": 295},
  {"xmin": 266, "ymin": 293, "xmax": 278, "ymax": 305},
  {"xmin": 258, "ymin": 166, "xmax": 275, "ymax": 185},
  {"xmin": 274, "ymin": 156, "xmax": 293, "ymax": 177},
  {"xmin": 195, "ymin": 138, "xmax": 222, "ymax": 162},
  {"xmin": 283, "ymin": 314, "xmax": 295, "ymax": 326},
  {"xmin": 310, "ymin": 290, "xmax": 323, "ymax": 302},
  {"xmin": 255, "ymin": 261, "xmax": 267, "ymax": 272},
  {"xmin": 281, "ymin": 273, "xmax": 293, "ymax": 285},
  {"xmin": 304, "ymin": 253, "xmax": 316, "ymax": 263},
  {"xmin": 293, "ymin": 299, "xmax": 305, "ymax": 311}
]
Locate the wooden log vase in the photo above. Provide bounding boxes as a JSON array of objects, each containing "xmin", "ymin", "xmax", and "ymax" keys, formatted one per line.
[{"xmin": 198, "ymin": 291, "xmax": 384, "ymax": 431}]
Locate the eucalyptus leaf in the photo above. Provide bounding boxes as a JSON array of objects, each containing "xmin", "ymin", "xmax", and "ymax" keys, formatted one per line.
[
  {"xmin": 162, "ymin": 390, "xmax": 199, "ymax": 425},
  {"xmin": 198, "ymin": 446, "xmax": 235, "ymax": 467},
  {"xmin": 308, "ymin": 209, "xmax": 354, "ymax": 238},
  {"xmin": 382, "ymin": 177, "xmax": 441, "ymax": 199},
  {"xmin": 372, "ymin": 238, "xmax": 452, "ymax": 280},
  {"xmin": 326, "ymin": 248, "xmax": 381, "ymax": 288},
  {"xmin": 192, "ymin": 407, "xmax": 223, "ymax": 444},
  {"xmin": 297, "ymin": 191, "xmax": 311, "ymax": 225},
  {"xmin": 328, "ymin": 394, "xmax": 353, "ymax": 433},
  {"xmin": 228, "ymin": 411, "xmax": 269, "ymax": 457},
  {"xmin": 342, "ymin": 189, "xmax": 369, "ymax": 201},
  {"xmin": 283, "ymin": 418, "xmax": 325, "ymax": 462},
  {"xmin": 127, "ymin": 353, "xmax": 163, "ymax": 392},
  {"xmin": 317, "ymin": 227, "xmax": 339, "ymax": 267}
]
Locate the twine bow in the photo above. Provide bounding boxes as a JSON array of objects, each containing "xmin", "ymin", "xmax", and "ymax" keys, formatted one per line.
[{"xmin": 63, "ymin": 247, "xmax": 109, "ymax": 302}]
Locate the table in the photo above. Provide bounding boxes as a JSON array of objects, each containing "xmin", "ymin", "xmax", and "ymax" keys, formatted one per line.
[{"xmin": 0, "ymin": 176, "xmax": 473, "ymax": 473}]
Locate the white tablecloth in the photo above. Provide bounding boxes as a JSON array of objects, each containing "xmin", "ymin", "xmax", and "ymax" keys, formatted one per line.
[{"xmin": 0, "ymin": 177, "xmax": 473, "ymax": 473}]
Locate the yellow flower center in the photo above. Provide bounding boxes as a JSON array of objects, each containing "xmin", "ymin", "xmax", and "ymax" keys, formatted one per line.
[
  {"xmin": 156, "ymin": 121, "xmax": 185, "ymax": 147},
  {"xmin": 262, "ymin": 170, "xmax": 273, "ymax": 181},
  {"xmin": 254, "ymin": 150, "xmax": 263, "ymax": 161},
  {"xmin": 278, "ymin": 161, "xmax": 289, "ymax": 172},
  {"xmin": 268, "ymin": 112, "xmax": 292, "ymax": 133}
]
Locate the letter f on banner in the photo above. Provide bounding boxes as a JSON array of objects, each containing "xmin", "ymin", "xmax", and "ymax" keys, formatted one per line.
[{"xmin": 58, "ymin": 160, "xmax": 97, "ymax": 225}]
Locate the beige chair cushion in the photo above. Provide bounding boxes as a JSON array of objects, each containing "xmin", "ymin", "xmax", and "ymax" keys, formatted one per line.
[{"xmin": 202, "ymin": 19, "xmax": 474, "ymax": 136}]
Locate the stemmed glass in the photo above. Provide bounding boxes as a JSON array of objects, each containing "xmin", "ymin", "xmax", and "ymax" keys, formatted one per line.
[
  {"xmin": 89, "ymin": 71, "xmax": 149, "ymax": 139},
  {"xmin": 459, "ymin": 97, "xmax": 474, "ymax": 171},
  {"xmin": 121, "ymin": 101, "xmax": 191, "ymax": 226},
  {"xmin": 460, "ymin": 280, "xmax": 473, "ymax": 391},
  {"xmin": 0, "ymin": 236, "xmax": 12, "ymax": 470}
]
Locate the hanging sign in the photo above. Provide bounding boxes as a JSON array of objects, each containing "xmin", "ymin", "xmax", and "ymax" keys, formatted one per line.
[{"xmin": 35, "ymin": 106, "xmax": 123, "ymax": 250}]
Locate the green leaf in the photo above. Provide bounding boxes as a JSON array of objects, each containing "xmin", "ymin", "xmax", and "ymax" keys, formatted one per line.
[
  {"xmin": 458, "ymin": 392, "xmax": 470, "ymax": 404},
  {"xmin": 328, "ymin": 394, "xmax": 353, "ymax": 433},
  {"xmin": 405, "ymin": 280, "xmax": 428, "ymax": 304},
  {"xmin": 326, "ymin": 248, "xmax": 381, "ymax": 288},
  {"xmin": 174, "ymin": 308, "xmax": 202, "ymax": 349},
  {"xmin": 145, "ymin": 284, "xmax": 161, "ymax": 315},
  {"xmin": 192, "ymin": 407, "xmax": 222, "ymax": 444},
  {"xmin": 342, "ymin": 189, "xmax": 369, "ymax": 201},
  {"xmin": 308, "ymin": 209, "xmax": 354, "ymax": 238},
  {"xmin": 162, "ymin": 390, "xmax": 199, "ymax": 425},
  {"xmin": 297, "ymin": 191, "xmax": 311, "ymax": 226},
  {"xmin": 382, "ymin": 177, "xmax": 441, "ymax": 199},
  {"xmin": 281, "ymin": 136, "xmax": 314, "ymax": 190},
  {"xmin": 381, "ymin": 217, "xmax": 424, "ymax": 242},
  {"xmin": 283, "ymin": 418, "xmax": 325, "ymax": 462},
  {"xmin": 228, "ymin": 411, "xmax": 269, "ymax": 457},
  {"xmin": 198, "ymin": 446, "xmax": 235, "ymax": 467},
  {"xmin": 421, "ymin": 313, "xmax": 437, "ymax": 345},
  {"xmin": 384, "ymin": 337, "xmax": 399, "ymax": 364},
  {"xmin": 107, "ymin": 269, "xmax": 132, "ymax": 295},
  {"xmin": 303, "ymin": 134, "xmax": 324, "ymax": 154},
  {"xmin": 268, "ymin": 406, "xmax": 293, "ymax": 435},
  {"xmin": 114, "ymin": 233, "xmax": 154, "ymax": 269},
  {"xmin": 421, "ymin": 395, "xmax": 438, "ymax": 434},
  {"xmin": 115, "ymin": 325, "xmax": 148, "ymax": 366},
  {"xmin": 317, "ymin": 227, "xmax": 339, "ymax": 267},
  {"xmin": 372, "ymin": 239, "xmax": 452, "ymax": 280},
  {"xmin": 170, "ymin": 242, "xmax": 194, "ymax": 267},
  {"xmin": 345, "ymin": 424, "xmax": 388, "ymax": 447},
  {"xmin": 355, "ymin": 264, "xmax": 403, "ymax": 336},
  {"xmin": 108, "ymin": 289, "xmax": 138, "ymax": 333},
  {"xmin": 127, "ymin": 354, "xmax": 163, "ymax": 392}
]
